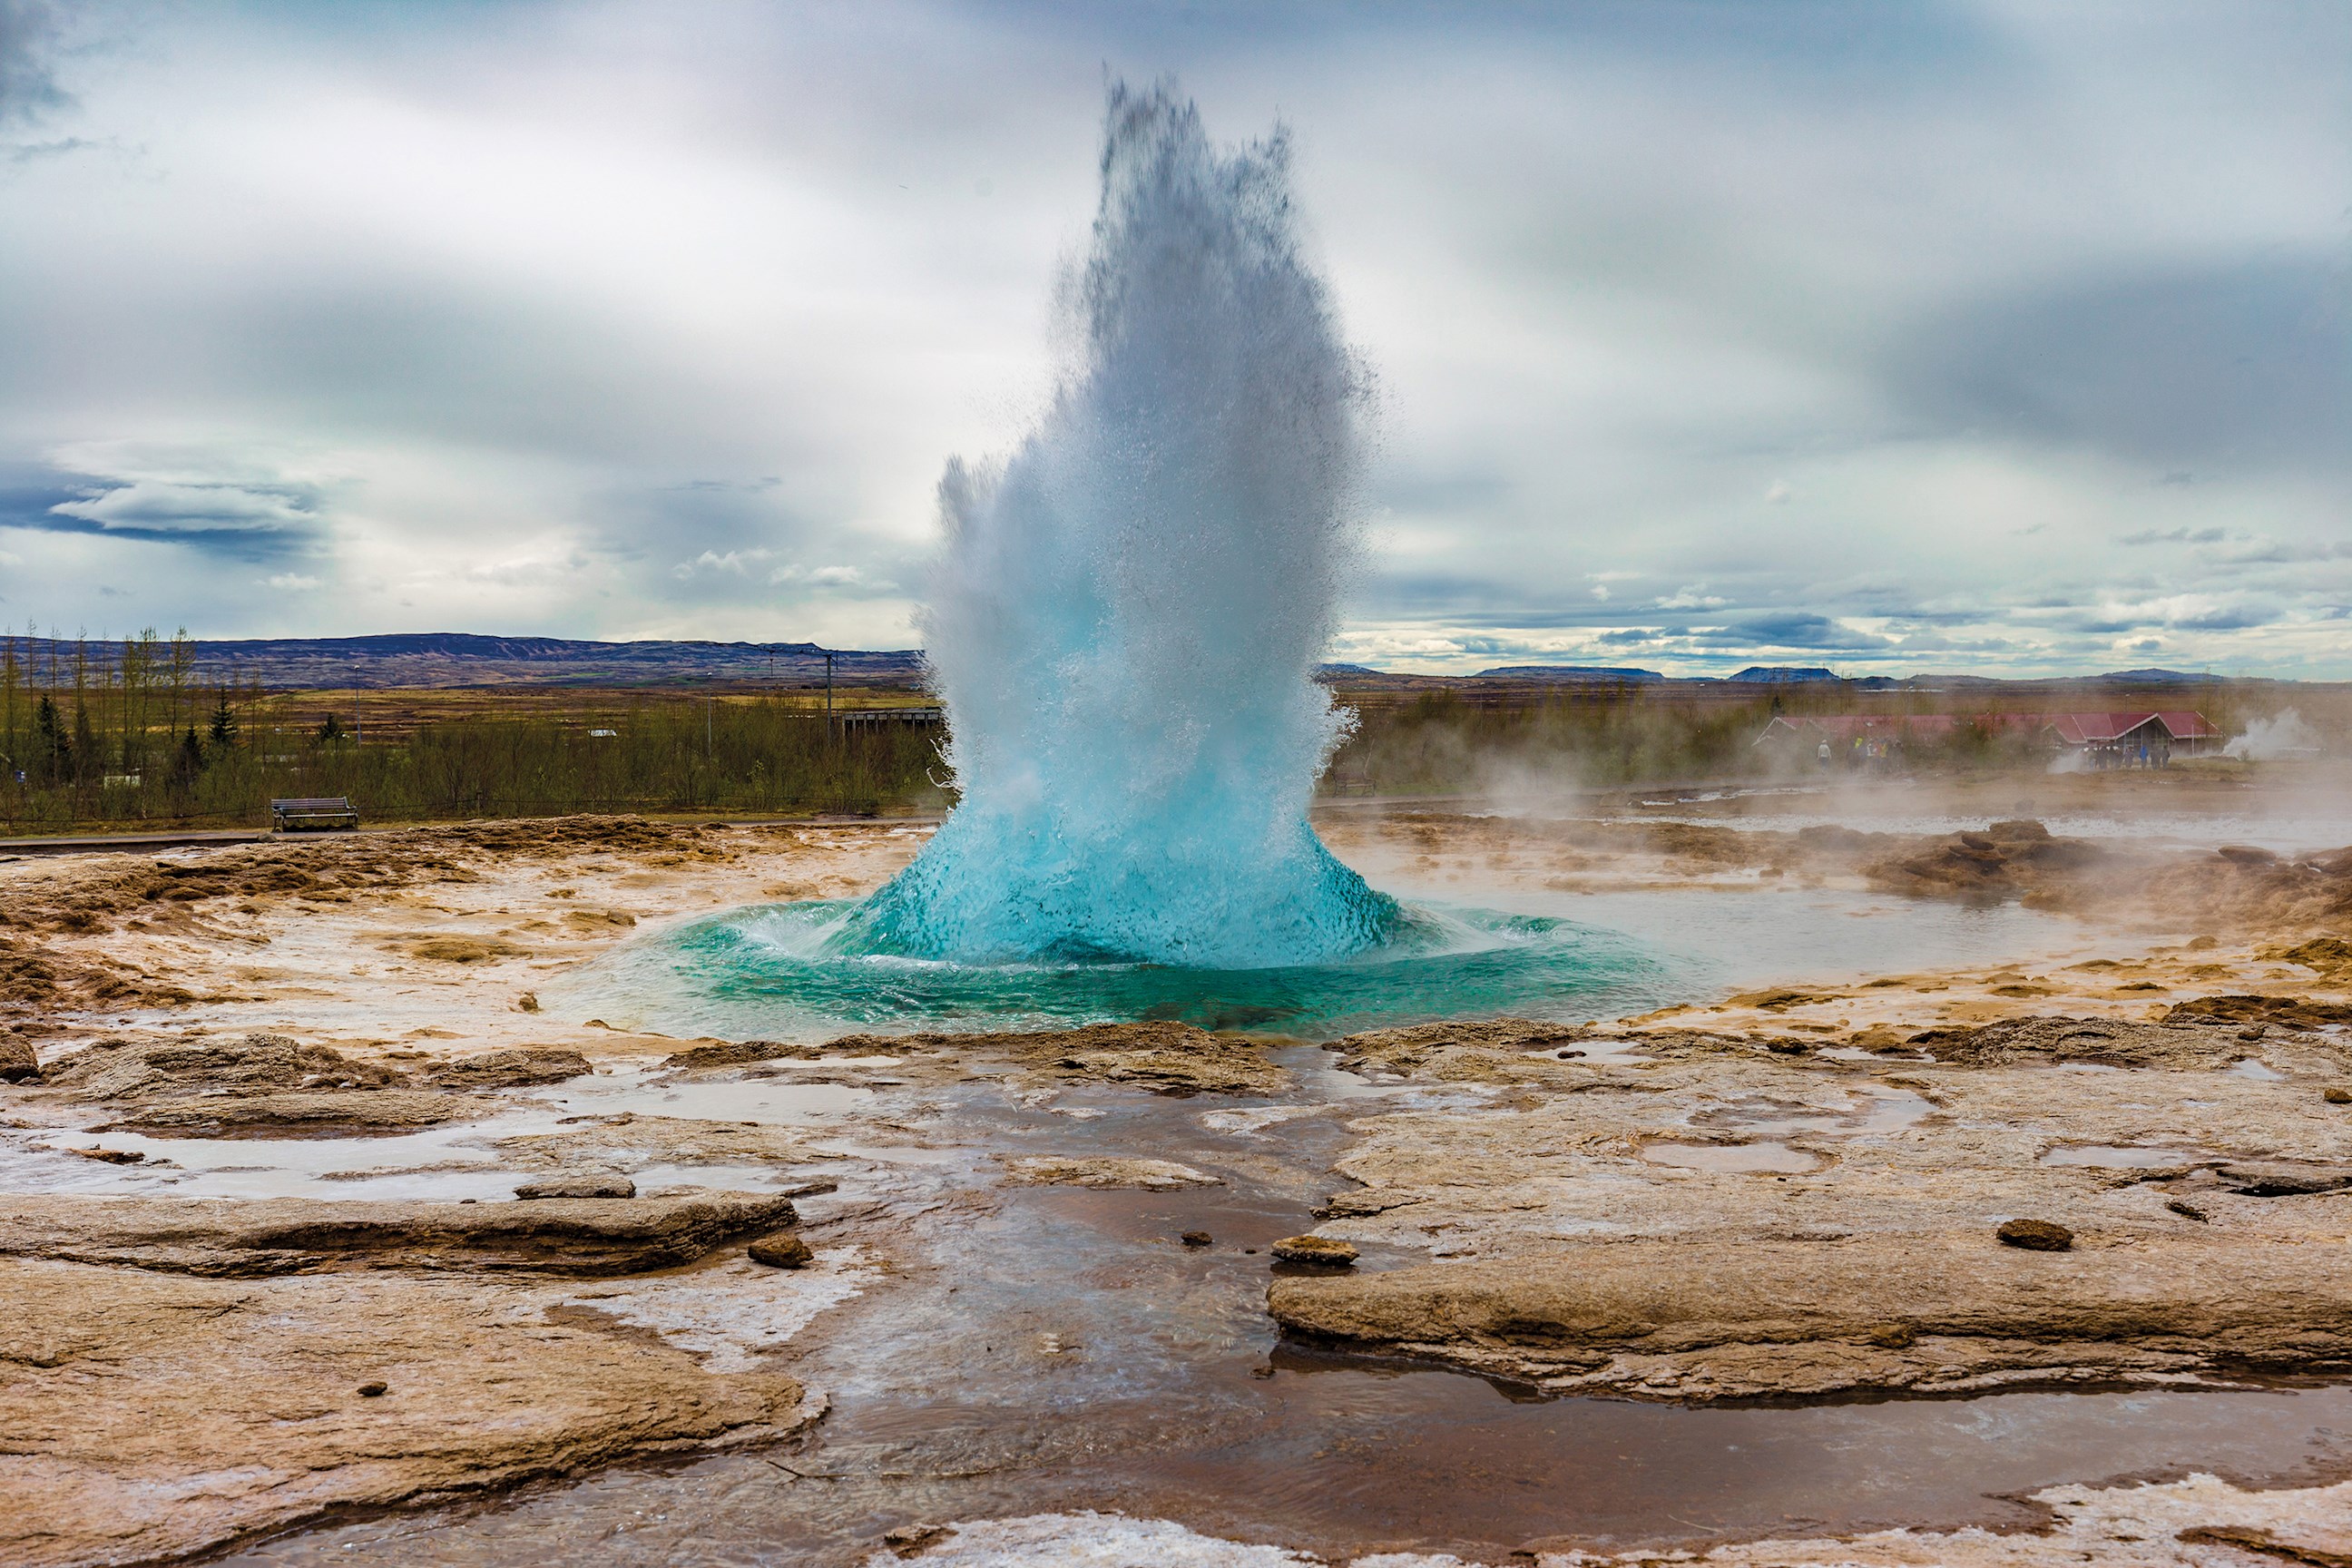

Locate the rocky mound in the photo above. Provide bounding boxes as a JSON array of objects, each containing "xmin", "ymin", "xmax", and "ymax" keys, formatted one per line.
[
  {"xmin": 44, "ymin": 1033, "xmax": 405, "ymax": 1098},
  {"xmin": 2164, "ymin": 995, "xmax": 2352, "ymax": 1030},
  {"xmin": 1904, "ymin": 1015, "xmax": 2261, "ymax": 1069},
  {"xmin": 1269, "ymin": 1233, "xmax": 2352, "ymax": 1400},
  {"xmin": 36, "ymin": 1033, "xmax": 485, "ymax": 1136}
]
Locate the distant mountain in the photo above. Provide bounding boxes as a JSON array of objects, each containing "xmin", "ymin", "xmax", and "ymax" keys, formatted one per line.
[
  {"xmin": 1726, "ymin": 666, "xmax": 1842, "ymax": 684},
  {"xmin": 0, "ymin": 632, "xmax": 925, "ymax": 691},
  {"xmin": 1475, "ymin": 665, "xmax": 1666, "ymax": 683},
  {"xmin": 2094, "ymin": 668, "xmax": 2224, "ymax": 685}
]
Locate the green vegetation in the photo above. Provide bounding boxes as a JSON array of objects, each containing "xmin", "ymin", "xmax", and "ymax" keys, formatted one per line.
[
  {"xmin": 0, "ymin": 632, "xmax": 944, "ymax": 835},
  {"xmin": 1321, "ymin": 690, "xmax": 1788, "ymax": 796},
  {"xmin": 6, "ymin": 630, "xmax": 2330, "ymax": 832}
]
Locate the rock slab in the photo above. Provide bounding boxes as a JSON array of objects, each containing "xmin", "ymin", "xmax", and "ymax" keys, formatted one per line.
[
  {"xmin": 1269, "ymin": 1235, "xmax": 2352, "ymax": 1400},
  {"xmin": 0, "ymin": 1191, "xmax": 799, "ymax": 1277}
]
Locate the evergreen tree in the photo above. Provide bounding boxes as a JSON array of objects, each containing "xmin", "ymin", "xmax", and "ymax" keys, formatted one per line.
[
  {"xmin": 32, "ymin": 695, "xmax": 70, "ymax": 785},
  {"xmin": 208, "ymin": 691, "xmax": 239, "ymax": 750},
  {"xmin": 317, "ymin": 712, "xmax": 347, "ymax": 744}
]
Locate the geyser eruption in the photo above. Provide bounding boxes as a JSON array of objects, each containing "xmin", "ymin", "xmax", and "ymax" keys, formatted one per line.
[{"xmin": 847, "ymin": 82, "xmax": 1398, "ymax": 967}]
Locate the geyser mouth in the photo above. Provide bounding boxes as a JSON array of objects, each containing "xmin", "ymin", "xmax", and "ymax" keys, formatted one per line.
[{"xmin": 557, "ymin": 895, "xmax": 1685, "ymax": 1042}]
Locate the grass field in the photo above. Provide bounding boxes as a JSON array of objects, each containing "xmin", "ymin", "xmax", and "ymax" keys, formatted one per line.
[{"xmin": 3, "ymin": 629, "xmax": 2341, "ymax": 835}]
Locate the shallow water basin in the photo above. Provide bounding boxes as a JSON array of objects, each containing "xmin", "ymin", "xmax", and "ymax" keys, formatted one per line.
[
  {"xmin": 1642, "ymin": 1140, "xmax": 1822, "ymax": 1174},
  {"xmin": 528, "ymin": 1067, "xmax": 874, "ymax": 1123},
  {"xmin": 2042, "ymin": 1144, "xmax": 2216, "ymax": 1169},
  {"xmin": 1691, "ymin": 1087, "xmax": 1934, "ymax": 1139}
]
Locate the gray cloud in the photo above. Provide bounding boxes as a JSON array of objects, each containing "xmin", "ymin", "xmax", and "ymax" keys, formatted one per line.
[
  {"xmin": 0, "ymin": 0, "xmax": 65, "ymax": 125},
  {"xmin": 0, "ymin": 1, "xmax": 2344, "ymax": 674},
  {"xmin": 52, "ymin": 479, "xmax": 319, "ymax": 534},
  {"xmin": 2119, "ymin": 526, "xmax": 2229, "ymax": 545},
  {"xmin": 1888, "ymin": 254, "xmax": 2351, "ymax": 475}
]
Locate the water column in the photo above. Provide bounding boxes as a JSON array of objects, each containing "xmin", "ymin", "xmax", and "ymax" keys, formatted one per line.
[{"xmin": 845, "ymin": 82, "xmax": 1397, "ymax": 968}]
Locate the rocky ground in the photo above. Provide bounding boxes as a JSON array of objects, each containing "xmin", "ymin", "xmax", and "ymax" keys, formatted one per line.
[{"xmin": 4, "ymin": 787, "xmax": 2352, "ymax": 1565}]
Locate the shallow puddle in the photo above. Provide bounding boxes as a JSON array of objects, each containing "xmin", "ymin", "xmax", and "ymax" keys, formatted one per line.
[
  {"xmin": 2043, "ymin": 1144, "xmax": 2216, "ymax": 1169},
  {"xmin": 1641, "ymin": 1140, "xmax": 1823, "ymax": 1174},
  {"xmin": 1690, "ymin": 1087, "xmax": 1934, "ymax": 1139}
]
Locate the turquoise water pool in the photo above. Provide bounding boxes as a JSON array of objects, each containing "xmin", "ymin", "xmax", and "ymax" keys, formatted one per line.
[{"xmin": 558, "ymin": 897, "xmax": 1686, "ymax": 1041}]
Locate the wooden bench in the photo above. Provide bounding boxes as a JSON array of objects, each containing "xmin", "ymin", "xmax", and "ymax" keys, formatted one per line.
[{"xmin": 270, "ymin": 798, "xmax": 359, "ymax": 833}]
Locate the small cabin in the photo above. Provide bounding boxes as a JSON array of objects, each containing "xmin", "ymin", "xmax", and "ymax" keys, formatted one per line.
[
  {"xmin": 2041, "ymin": 711, "xmax": 2220, "ymax": 769},
  {"xmin": 1755, "ymin": 710, "xmax": 2220, "ymax": 770}
]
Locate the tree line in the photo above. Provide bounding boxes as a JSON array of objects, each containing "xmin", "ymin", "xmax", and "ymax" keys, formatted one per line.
[{"xmin": 0, "ymin": 630, "xmax": 945, "ymax": 834}]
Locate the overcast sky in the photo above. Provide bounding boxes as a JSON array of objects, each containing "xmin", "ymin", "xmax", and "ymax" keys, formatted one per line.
[{"xmin": 1, "ymin": 0, "xmax": 2346, "ymax": 676}]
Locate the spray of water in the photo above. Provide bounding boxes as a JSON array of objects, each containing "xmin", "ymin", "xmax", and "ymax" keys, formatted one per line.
[{"xmin": 844, "ymin": 82, "xmax": 1400, "ymax": 967}]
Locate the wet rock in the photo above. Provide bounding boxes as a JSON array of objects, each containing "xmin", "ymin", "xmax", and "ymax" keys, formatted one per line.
[
  {"xmin": 430, "ymin": 1048, "xmax": 593, "ymax": 1088},
  {"xmin": 39, "ymin": 1033, "xmax": 475, "ymax": 1138},
  {"xmin": 2272, "ymin": 936, "xmax": 2352, "ymax": 975},
  {"xmin": 661, "ymin": 1040, "xmax": 816, "ymax": 1070},
  {"xmin": 514, "ymin": 1176, "xmax": 635, "ymax": 1200},
  {"xmin": 0, "ymin": 1031, "xmax": 40, "ymax": 1083},
  {"xmin": 1863, "ymin": 828, "xmax": 2109, "ymax": 898},
  {"xmin": 0, "ymin": 1191, "xmax": 799, "ymax": 1277},
  {"xmin": 44, "ymin": 1033, "xmax": 406, "ymax": 1099},
  {"xmin": 1180, "ymin": 1230, "xmax": 1212, "ymax": 1248},
  {"xmin": 397, "ymin": 936, "xmax": 532, "ymax": 964},
  {"xmin": 999, "ymin": 1156, "xmax": 1219, "ymax": 1191},
  {"xmin": 2167, "ymin": 994, "xmax": 2352, "ymax": 1030},
  {"xmin": 883, "ymin": 1524, "xmax": 952, "ymax": 1557},
  {"xmin": 1269, "ymin": 1235, "xmax": 2352, "ymax": 1400},
  {"xmin": 1316, "ymin": 1190, "xmax": 1421, "ymax": 1220},
  {"xmin": 2218, "ymin": 1161, "xmax": 2352, "ymax": 1197},
  {"xmin": 1724, "ymin": 988, "xmax": 1842, "ymax": 1012},
  {"xmin": 1329, "ymin": 1018, "xmax": 1803, "ymax": 1083},
  {"xmin": 1906, "ymin": 1015, "xmax": 2242, "ymax": 1070},
  {"xmin": 1331, "ymin": 1017, "xmax": 1594, "ymax": 1079},
  {"xmin": 495, "ymin": 1115, "xmax": 829, "ymax": 1176},
  {"xmin": 818, "ymin": 1021, "xmax": 1291, "ymax": 1096},
  {"xmin": 97, "ymin": 1089, "xmax": 483, "ymax": 1138},
  {"xmin": 0, "ymin": 1256, "xmax": 811, "ymax": 1568},
  {"xmin": 1271, "ymin": 1235, "xmax": 1357, "ymax": 1267},
  {"xmin": 1996, "ymin": 1218, "xmax": 2074, "ymax": 1250},
  {"xmin": 746, "ymin": 1232, "xmax": 814, "ymax": 1269},
  {"xmin": 1867, "ymin": 836, "xmax": 2011, "ymax": 893}
]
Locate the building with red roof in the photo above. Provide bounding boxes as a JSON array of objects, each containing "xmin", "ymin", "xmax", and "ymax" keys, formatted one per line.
[{"xmin": 1757, "ymin": 711, "xmax": 2218, "ymax": 769}]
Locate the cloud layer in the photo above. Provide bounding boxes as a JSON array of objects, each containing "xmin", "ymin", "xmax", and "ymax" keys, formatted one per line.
[{"xmin": 0, "ymin": 0, "xmax": 2345, "ymax": 674}]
